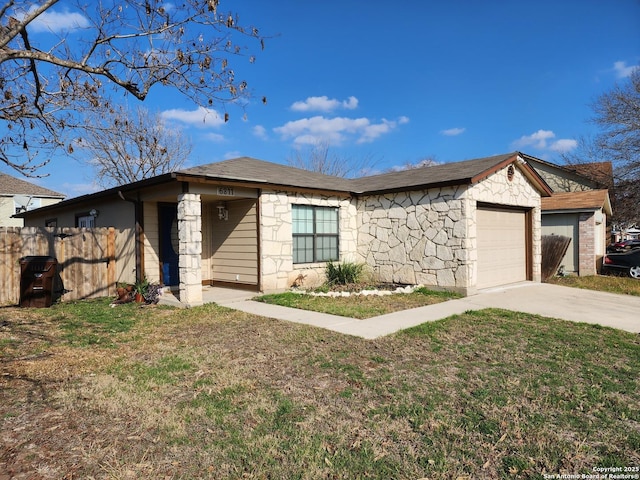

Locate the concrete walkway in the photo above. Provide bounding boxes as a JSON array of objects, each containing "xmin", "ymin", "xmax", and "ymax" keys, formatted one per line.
[{"xmin": 164, "ymin": 282, "xmax": 640, "ymax": 339}]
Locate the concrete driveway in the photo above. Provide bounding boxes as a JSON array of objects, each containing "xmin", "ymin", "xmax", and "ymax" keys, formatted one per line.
[
  {"xmin": 208, "ymin": 282, "xmax": 640, "ymax": 339},
  {"xmin": 459, "ymin": 282, "xmax": 640, "ymax": 334}
]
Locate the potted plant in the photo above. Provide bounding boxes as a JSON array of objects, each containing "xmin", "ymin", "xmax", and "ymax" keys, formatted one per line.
[{"xmin": 133, "ymin": 277, "xmax": 149, "ymax": 303}]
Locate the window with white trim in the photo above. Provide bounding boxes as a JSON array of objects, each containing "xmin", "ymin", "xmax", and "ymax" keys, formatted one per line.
[
  {"xmin": 76, "ymin": 214, "xmax": 95, "ymax": 228},
  {"xmin": 292, "ymin": 205, "xmax": 339, "ymax": 263}
]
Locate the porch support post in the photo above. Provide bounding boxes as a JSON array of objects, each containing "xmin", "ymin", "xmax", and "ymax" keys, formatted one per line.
[{"xmin": 177, "ymin": 193, "xmax": 203, "ymax": 306}]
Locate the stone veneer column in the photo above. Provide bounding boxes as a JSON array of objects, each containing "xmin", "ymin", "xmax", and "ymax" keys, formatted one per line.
[{"xmin": 178, "ymin": 193, "xmax": 203, "ymax": 306}]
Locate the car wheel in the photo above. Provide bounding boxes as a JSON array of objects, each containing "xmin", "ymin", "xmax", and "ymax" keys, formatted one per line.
[{"xmin": 630, "ymin": 266, "xmax": 640, "ymax": 279}]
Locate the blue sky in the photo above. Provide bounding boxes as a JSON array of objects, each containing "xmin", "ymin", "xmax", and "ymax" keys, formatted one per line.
[{"xmin": 4, "ymin": 0, "xmax": 640, "ymax": 198}]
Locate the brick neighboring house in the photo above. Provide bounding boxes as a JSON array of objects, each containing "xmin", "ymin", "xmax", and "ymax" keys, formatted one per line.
[
  {"xmin": 0, "ymin": 173, "xmax": 65, "ymax": 226},
  {"xmin": 524, "ymin": 155, "xmax": 613, "ymax": 276}
]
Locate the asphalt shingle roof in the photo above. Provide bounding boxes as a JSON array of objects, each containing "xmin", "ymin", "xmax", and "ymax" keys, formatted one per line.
[
  {"xmin": 179, "ymin": 152, "xmax": 522, "ymax": 195},
  {"xmin": 0, "ymin": 173, "xmax": 65, "ymax": 197},
  {"xmin": 178, "ymin": 157, "xmax": 355, "ymax": 193},
  {"xmin": 351, "ymin": 153, "xmax": 518, "ymax": 193},
  {"xmin": 541, "ymin": 189, "xmax": 612, "ymax": 214},
  {"xmin": 567, "ymin": 162, "xmax": 614, "ymax": 189}
]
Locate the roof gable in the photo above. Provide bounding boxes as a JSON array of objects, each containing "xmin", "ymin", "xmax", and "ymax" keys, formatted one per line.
[{"xmin": 522, "ymin": 154, "xmax": 613, "ymax": 192}]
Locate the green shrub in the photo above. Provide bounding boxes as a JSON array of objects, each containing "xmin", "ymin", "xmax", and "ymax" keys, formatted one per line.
[{"xmin": 325, "ymin": 261, "xmax": 365, "ymax": 286}]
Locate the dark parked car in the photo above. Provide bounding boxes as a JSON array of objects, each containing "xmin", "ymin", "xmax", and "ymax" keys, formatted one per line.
[
  {"xmin": 607, "ymin": 239, "xmax": 640, "ymax": 253},
  {"xmin": 602, "ymin": 248, "xmax": 640, "ymax": 279}
]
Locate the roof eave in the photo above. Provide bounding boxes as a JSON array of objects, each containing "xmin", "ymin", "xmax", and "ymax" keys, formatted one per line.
[
  {"xmin": 354, "ymin": 178, "xmax": 474, "ymax": 196},
  {"xmin": 542, "ymin": 207, "xmax": 601, "ymax": 214},
  {"xmin": 16, "ymin": 173, "xmax": 177, "ymax": 218},
  {"xmin": 174, "ymin": 172, "xmax": 353, "ymax": 196}
]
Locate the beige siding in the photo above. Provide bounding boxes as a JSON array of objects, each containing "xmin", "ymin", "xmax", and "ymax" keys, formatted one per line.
[
  {"xmin": 201, "ymin": 202, "xmax": 213, "ymax": 282},
  {"xmin": 210, "ymin": 199, "xmax": 258, "ymax": 285},
  {"xmin": 0, "ymin": 197, "xmax": 17, "ymax": 226},
  {"xmin": 143, "ymin": 202, "xmax": 161, "ymax": 284},
  {"xmin": 0, "ymin": 196, "xmax": 63, "ymax": 227}
]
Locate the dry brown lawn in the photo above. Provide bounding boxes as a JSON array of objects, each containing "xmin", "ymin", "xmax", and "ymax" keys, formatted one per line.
[{"xmin": 1, "ymin": 297, "xmax": 639, "ymax": 479}]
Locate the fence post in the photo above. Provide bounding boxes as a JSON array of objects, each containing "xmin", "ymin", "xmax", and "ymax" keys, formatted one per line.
[{"xmin": 107, "ymin": 227, "xmax": 116, "ymax": 296}]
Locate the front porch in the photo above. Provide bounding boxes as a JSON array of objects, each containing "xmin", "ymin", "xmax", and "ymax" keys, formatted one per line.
[{"xmin": 159, "ymin": 285, "xmax": 256, "ymax": 308}]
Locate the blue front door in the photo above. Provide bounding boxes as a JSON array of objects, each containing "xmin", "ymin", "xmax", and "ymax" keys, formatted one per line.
[{"xmin": 159, "ymin": 204, "xmax": 179, "ymax": 286}]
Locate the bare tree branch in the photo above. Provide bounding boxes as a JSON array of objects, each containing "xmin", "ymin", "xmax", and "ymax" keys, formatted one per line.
[
  {"xmin": 0, "ymin": 0, "xmax": 264, "ymax": 176},
  {"xmin": 76, "ymin": 104, "xmax": 191, "ymax": 188},
  {"xmin": 561, "ymin": 69, "xmax": 640, "ymax": 228},
  {"xmin": 286, "ymin": 140, "xmax": 379, "ymax": 178}
]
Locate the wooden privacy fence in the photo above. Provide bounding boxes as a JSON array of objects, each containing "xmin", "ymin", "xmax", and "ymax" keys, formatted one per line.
[
  {"xmin": 541, "ymin": 234, "xmax": 572, "ymax": 282},
  {"xmin": 0, "ymin": 227, "xmax": 117, "ymax": 305}
]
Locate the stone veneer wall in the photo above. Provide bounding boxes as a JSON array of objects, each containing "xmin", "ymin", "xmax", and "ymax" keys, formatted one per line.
[
  {"xmin": 357, "ymin": 165, "xmax": 542, "ymax": 294},
  {"xmin": 260, "ymin": 190, "xmax": 358, "ymax": 292},
  {"xmin": 177, "ymin": 193, "xmax": 203, "ymax": 306},
  {"xmin": 358, "ymin": 185, "xmax": 469, "ymax": 290}
]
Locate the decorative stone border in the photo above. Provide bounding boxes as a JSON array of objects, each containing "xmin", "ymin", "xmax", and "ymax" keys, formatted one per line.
[{"xmin": 292, "ymin": 284, "xmax": 423, "ymax": 298}]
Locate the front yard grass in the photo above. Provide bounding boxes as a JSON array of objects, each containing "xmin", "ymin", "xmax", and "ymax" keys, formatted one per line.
[
  {"xmin": 1, "ymin": 298, "xmax": 639, "ymax": 479},
  {"xmin": 255, "ymin": 286, "xmax": 461, "ymax": 319},
  {"xmin": 547, "ymin": 274, "xmax": 640, "ymax": 296}
]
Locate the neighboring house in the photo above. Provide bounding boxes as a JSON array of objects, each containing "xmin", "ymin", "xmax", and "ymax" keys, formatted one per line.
[
  {"xmin": 621, "ymin": 227, "xmax": 640, "ymax": 240},
  {"xmin": 540, "ymin": 190, "xmax": 612, "ymax": 275},
  {"xmin": 524, "ymin": 155, "xmax": 613, "ymax": 276},
  {"xmin": 0, "ymin": 172, "xmax": 65, "ymax": 226},
  {"xmin": 18, "ymin": 152, "xmax": 551, "ymax": 306}
]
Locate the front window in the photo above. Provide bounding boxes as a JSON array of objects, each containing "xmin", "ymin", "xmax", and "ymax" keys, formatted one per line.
[
  {"xmin": 293, "ymin": 205, "xmax": 339, "ymax": 263},
  {"xmin": 76, "ymin": 214, "xmax": 95, "ymax": 228}
]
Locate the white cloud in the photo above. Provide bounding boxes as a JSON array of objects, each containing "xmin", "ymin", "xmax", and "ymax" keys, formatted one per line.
[
  {"xmin": 203, "ymin": 133, "xmax": 225, "ymax": 142},
  {"xmin": 358, "ymin": 118, "xmax": 399, "ymax": 144},
  {"xmin": 613, "ymin": 61, "xmax": 639, "ymax": 78},
  {"xmin": 440, "ymin": 127, "xmax": 465, "ymax": 136},
  {"xmin": 253, "ymin": 125, "xmax": 268, "ymax": 140},
  {"xmin": 290, "ymin": 96, "xmax": 359, "ymax": 113},
  {"xmin": 512, "ymin": 129, "xmax": 556, "ymax": 149},
  {"xmin": 25, "ymin": 7, "xmax": 89, "ymax": 33},
  {"xmin": 274, "ymin": 115, "xmax": 408, "ymax": 145},
  {"xmin": 549, "ymin": 139, "xmax": 578, "ymax": 152},
  {"xmin": 62, "ymin": 181, "xmax": 100, "ymax": 196},
  {"xmin": 161, "ymin": 107, "xmax": 225, "ymax": 128},
  {"xmin": 512, "ymin": 129, "xmax": 577, "ymax": 153}
]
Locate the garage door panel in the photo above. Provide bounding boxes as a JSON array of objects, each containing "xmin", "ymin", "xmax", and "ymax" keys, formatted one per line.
[{"xmin": 477, "ymin": 207, "xmax": 527, "ymax": 289}]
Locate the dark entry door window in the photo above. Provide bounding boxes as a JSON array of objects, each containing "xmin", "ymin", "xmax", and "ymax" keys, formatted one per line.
[{"xmin": 159, "ymin": 203, "xmax": 180, "ymax": 286}]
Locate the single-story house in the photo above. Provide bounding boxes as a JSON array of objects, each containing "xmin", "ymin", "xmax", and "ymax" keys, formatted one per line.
[
  {"xmin": 18, "ymin": 152, "xmax": 552, "ymax": 305},
  {"xmin": 524, "ymin": 155, "xmax": 614, "ymax": 276},
  {"xmin": 0, "ymin": 172, "xmax": 65, "ymax": 226}
]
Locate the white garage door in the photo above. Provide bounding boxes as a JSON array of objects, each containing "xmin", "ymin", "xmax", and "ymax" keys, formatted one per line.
[{"xmin": 477, "ymin": 206, "xmax": 527, "ymax": 289}]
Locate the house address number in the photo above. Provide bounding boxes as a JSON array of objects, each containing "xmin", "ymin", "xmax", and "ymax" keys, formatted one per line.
[{"xmin": 217, "ymin": 187, "xmax": 234, "ymax": 196}]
